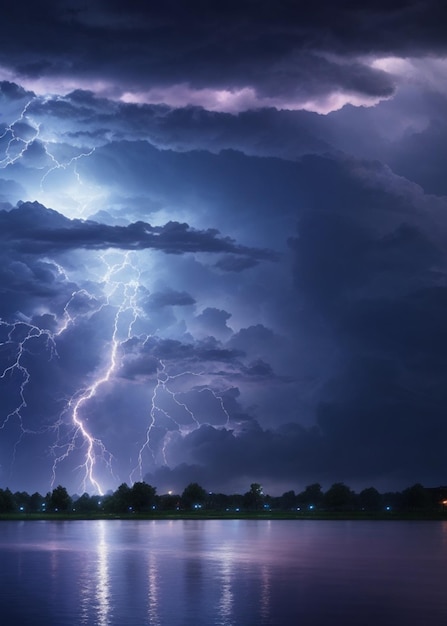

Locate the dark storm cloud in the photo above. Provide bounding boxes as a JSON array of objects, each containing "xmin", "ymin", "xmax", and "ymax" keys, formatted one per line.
[
  {"xmin": 0, "ymin": 201, "xmax": 277, "ymax": 261},
  {"xmin": 144, "ymin": 421, "xmax": 324, "ymax": 494},
  {"xmin": 288, "ymin": 212, "xmax": 444, "ymax": 310},
  {"xmin": 386, "ymin": 114, "xmax": 447, "ymax": 196},
  {"xmin": 143, "ymin": 312, "xmax": 447, "ymax": 493},
  {"xmin": 117, "ymin": 334, "xmax": 246, "ymax": 377},
  {"xmin": 146, "ymin": 290, "xmax": 196, "ymax": 309},
  {"xmin": 244, "ymin": 359, "xmax": 275, "ymax": 379},
  {"xmin": 126, "ymin": 137, "xmax": 447, "ymax": 490},
  {"xmin": 76, "ymin": 137, "xmax": 446, "ymax": 248},
  {"xmin": 148, "ymin": 336, "xmax": 244, "ymax": 366},
  {"xmin": 16, "ymin": 81, "xmax": 447, "ymax": 176},
  {"xmin": 0, "ymin": 80, "xmax": 33, "ymax": 101},
  {"xmin": 117, "ymin": 333, "xmax": 269, "ymax": 408},
  {"xmin": 23, "ymin": 87, "xmax": 332, "ymax": 157},
  {"xmin": 3, "ymin": 1, "xmax": 446, "ymax": 104},
  {"xmin": 314, "ymin": 353, "xmax": 447, "ymax": 488},
  {"xmin": 229, "ymin": 324, "xmax": 283, "ymax": 357},
  {"xmin": 190, "ymin": 308, "xmax": 233, "ymax": 341},
  {"xmin": 283, "ymin": 179, "xmax": 447, "ymax": 488},
  {"xmin": 2, "ymin": 105, "xmax": 447, "ymax": 492},
  {"xmin": 118, "ymin": 345, "xmax": 159, "ymax": 381},
  {"xmin": 0, "ymin": 253, "xmax": 78, "ymax": 320}
]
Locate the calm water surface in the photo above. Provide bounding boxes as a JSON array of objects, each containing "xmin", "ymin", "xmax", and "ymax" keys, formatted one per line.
[{"xmin": 0, "ymin": 519, "xmax": 446, "ymax": 625}]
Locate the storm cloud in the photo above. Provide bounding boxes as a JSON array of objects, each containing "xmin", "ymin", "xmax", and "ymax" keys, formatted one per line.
[
  {"xmin": 1, "ymin": 1, "xmax": 447, "ymax": 111},
  {"xmin": 0, "ymin": 201, "xmax": 277, "ymax": 260},
  {"xmin": 0, "ymin": 2, "xmax": 447, "ymax": 496}
]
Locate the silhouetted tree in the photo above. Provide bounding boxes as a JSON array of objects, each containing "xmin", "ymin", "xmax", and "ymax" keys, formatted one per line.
[
  {"xmin": 324, "ymin": 483, "xmax": 356, "ymax": 511},
  {"xmin": 0, "ymin": 488, "xmax": 15, "ymax": 512},
  {"xmin": 227, "ymin": 493, "xmax": 244, "ymax": 510},
  {"xmin": 75, "ymin": 492, "xmax": 97, "ymax": 513},
  {"xmin": 2, "ymin": 479, "xmax": 446, "ymax": 518},
  {"xmin": 207, "ymin": 492, "xmax": 230, "ymax": 510},
  {"xmin": 14, "ymin": 491, "xmax": 31, "ymax": 512},
  {"xmin": 382, "ymin": 491, "xmax": 402, "ymax": 511},
  {"xmin": 359, "ymin": 487, "xmax": 382, "ymax": 511},
  {"xmin": 29, "ymin": 492, "xmax": 45, "ymax": 512},
  {"xmin": 106, "ymin": 483, "xmax": 133, "ymax": 513},
  {"xmin": 401, "ymin": 483, "xmax": 431, "ymax": 511},
  {"xmin": 280, "ymin": 490, "xmax": 298, "ymax": 510},
  {"xmin": 182, "ymin": 482, "xmax": 207, "ymax": 509},
  {"xmin": 158, "ymin": 493, "xmax": 181, "ymax": 511},
  {"xmin": 49, "ymin": 485, "xmax": 71, "ymax": 512},
  {"xmin": 129, "ymin": 482, "xmax": 156, "ymax": 512},
  {"xmin": 297, "ymin": 483, "xmax": 323, "ymax": 509},
  {"xmin": 244, "ymin": 483, "xmax": 264, "ymax": 510}
]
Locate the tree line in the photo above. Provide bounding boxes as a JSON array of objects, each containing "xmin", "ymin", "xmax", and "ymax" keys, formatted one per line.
[{"xmin": 0, "ymin": 480, "xmax": 446, "ymax": 514}]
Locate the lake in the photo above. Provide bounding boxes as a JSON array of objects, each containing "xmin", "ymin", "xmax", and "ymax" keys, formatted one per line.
[{"xmin": 0, "ymin": 519, "xmax": 446, "ymax": 625}]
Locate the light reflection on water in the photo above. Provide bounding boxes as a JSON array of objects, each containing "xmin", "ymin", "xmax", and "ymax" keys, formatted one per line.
[
  {"xmin": 147, "ymin": 550, "xmax": 161, "ymax": 626},
  {"xmin": 78, "ymin": 520, "xmax": 111, "ymax": 626},
  {"xmin": 0, "ymin": 520, "xmax": 447, "ymax": 625},
  {"xmin": 217, "ymin": 550, "xmax": 235, "ymax": 626}
]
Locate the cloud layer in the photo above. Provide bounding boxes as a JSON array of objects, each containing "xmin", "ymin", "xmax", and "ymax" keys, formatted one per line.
[{"xmin": 1, "ymin": 1, "xmax": 446, "ymax": 111}]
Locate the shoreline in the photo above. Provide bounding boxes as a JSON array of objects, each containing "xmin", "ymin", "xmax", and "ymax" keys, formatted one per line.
[{"xmin": 1, "ymin": 511, "xmax": 447, "ymax": 522}]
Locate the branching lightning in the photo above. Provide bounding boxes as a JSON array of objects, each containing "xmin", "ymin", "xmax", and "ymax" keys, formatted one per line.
[
  {"xmin": 0, "ymin": 97, "xmax": 40, "ymax": 167},
  {"xmin": 49, "ymin": 251, "xmax": 143, "ymax": 494},
  {"xmin": 0, "ymin": 90, "xmax": 238, "ymax": 495},
  {"xmin": 0, "ymin": 94, "xmax": 118, "ymax": 492},
  {"xmin": 0, "ymin": 92, "xmax": 104, "ymax": 216},
  {"xmin": 0, "ymin": 320, "xmax": 56, "ymax": 445},
  {"xmin": 132, "ymin": 361, "xmax": 202, "ymax": 481},
  {"xmin": 132, "ymin": 358, "xmax": 232, "ymax": 483}
]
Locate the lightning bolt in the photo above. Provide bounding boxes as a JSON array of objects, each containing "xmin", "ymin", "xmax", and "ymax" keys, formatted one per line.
[
  {"xmin": 0, "ymin": 319, "xmax": 58, "ymax": 472},
  {"xmin": 131, "ymin": 356, "xmax": 232, "ymax": 483},
  {"xmin": 0, "ymin": 89, "xmax": 241, "ymax": 495},
  {"xmin": 49, "ymin": 251, "xmax": 144, "ymax": 494},
  {"xmin": 0, "ymin": 95, "xmax": 138, "ymax": 492},
  {"xmin": 0, "ymin": 242, "xmax": 142, "ymax": 494},
  {"xmin": 0, "ymin": 96, "xmax": 40, "ymax": 167},
  {"xmin": 1, "ymin": 247, "xmax": 237, "ymax": 492},
  {"xmin": 0, "ymin": 92, "xmax": 103, "ymax": 216},
  {"xmin": 0, "ymin": 93, "xmax": 120, "ymax": 492},
  {"xmin": 131, "ymin": 361, "xmax": 202, "ymax": 481}
]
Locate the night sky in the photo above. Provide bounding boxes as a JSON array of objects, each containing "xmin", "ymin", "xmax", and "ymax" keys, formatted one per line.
[{"xmin": 1, "ymin": 0, "xmax": 447, "ymax": 496}]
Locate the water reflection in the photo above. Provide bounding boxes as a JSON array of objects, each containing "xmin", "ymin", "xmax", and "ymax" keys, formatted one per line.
[
  {"xmin": 259, "ymin": 564, "xmax": 271, "ymax": 624},
  {"xmin": 1, "ymin": 520, "xmax": 447, "ymax": 625},
  {"xmin": 79, "ymin": 520, "xmax": 111, "ymax": 625},
  {"xmin": 146, "ymin": 552, "xmax": 160, "ymax": 626},
  {"xmin": 213, "ymin": 521, "xmax": 274, "ymax": 625},
  {"xmin": 217, "ymin": 552, "xmax": 234, "ymax": 625},
  {"xmin": 95, "ymin": 521, "xmax": 111, "ymax": 626}
]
